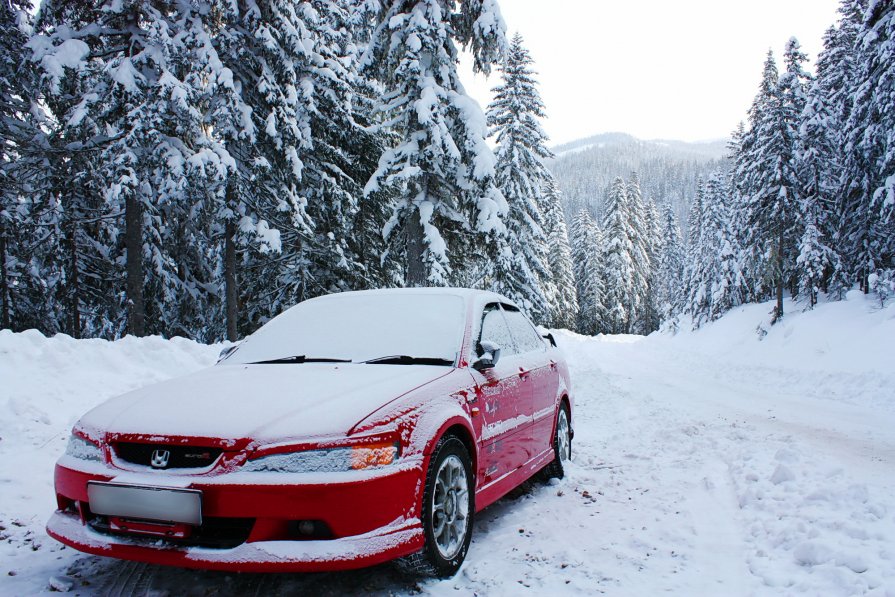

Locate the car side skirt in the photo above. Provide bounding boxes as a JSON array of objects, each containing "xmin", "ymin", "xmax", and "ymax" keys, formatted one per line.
[{"xmin": 474, "ymin": 446, "xmax": 554, "ymax": 512}]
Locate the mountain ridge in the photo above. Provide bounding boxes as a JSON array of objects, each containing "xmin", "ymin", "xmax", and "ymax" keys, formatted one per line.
[{"xmin": 551, "ymin": 132, "xmax": 729, "ymax": 161}]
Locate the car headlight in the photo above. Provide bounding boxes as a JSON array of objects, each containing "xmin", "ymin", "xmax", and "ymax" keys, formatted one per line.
[
  {"xmin": 243, "ymin": 442, "xmax": 399, "ymax": 473},
  {"xmin": 65, "ymin": 434, "xmax": 103, "ymax": 461}
]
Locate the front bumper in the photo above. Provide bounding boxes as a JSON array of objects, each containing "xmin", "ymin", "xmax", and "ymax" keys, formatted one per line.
[
  {"xmin": 47, "ymin": 510, "xmax": 423, "ymax": 572},
  {"xmin": 48, "ymin": 458, "xmax": 425, "ymax": 572}
]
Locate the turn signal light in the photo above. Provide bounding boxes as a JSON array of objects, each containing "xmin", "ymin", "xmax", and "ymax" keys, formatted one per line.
[{"xmin": 350, "ymin": 442, "xmax": 398, "ymax": 470}]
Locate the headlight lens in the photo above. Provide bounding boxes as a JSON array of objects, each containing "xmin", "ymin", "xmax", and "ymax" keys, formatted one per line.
[
  {"xmin": 64, "ymin": 434, "xmax": 102, "ymax": 461},
  {"xmin": 243, "ymin": 442, "xmax": 399, "ymax": 473}
]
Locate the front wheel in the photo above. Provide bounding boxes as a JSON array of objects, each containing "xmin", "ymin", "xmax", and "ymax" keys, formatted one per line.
[
  {"xmin": 397, "ymin": 435, "xmax": 474, "ymax": 577},
  {"xmin": 541, "ymin": 404, "xmax": 571, "ymax": 480}
]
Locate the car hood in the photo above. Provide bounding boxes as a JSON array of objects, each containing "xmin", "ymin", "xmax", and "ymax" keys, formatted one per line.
[{"xmin": 77, "ymin": 363, "xmax": 453, "ymax": 444}]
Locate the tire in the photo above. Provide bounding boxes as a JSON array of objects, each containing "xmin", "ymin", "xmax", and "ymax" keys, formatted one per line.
[
  {"xmin": 541, "ymin": 404, "xmax": 571, "ymax": 480},
  {"xmin": 396, "ymin": 435, "xmax": 474, "ymax": 578}
]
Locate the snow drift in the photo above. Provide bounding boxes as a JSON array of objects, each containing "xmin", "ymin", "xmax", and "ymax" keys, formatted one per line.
[{"xmin": 1, "ymin": 292, "xmax": 893, "ymax": 595}]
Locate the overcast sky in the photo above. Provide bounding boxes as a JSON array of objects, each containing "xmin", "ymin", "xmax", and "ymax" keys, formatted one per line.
[{"xmin": 460, "ymin": 0, "xmax": 841, "ymax": 146}]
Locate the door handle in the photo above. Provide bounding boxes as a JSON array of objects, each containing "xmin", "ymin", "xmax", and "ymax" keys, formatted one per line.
[
  {"xmin": 518, "ymin": 367, "xmax": 529, "ymax": 380},
  {"xmin": 549, "ymin": 360, "xmax": 558, "ymax": 371}
]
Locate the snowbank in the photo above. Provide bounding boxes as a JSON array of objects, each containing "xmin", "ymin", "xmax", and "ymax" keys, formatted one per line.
[
  {"xmin": 0, "ymin": 330, "xmax": 220, "ymax": 590},
  {"xmin": 0, "ymin": 292, "xmax": 892, "ymax": 594},
  {"xmin": 664, "ymin": 291, "xmax": 895, "ymax": 374}
]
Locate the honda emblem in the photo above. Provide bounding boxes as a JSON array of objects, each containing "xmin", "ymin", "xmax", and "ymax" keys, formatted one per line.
[{"xmin": 150, "ymin": 449, "xmax": 171, "ymax": 469}]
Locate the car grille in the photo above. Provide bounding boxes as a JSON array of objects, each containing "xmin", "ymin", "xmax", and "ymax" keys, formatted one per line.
[
  {"xmin": 88, "ymin": 515, "xmax": 254, "ymax": 549},
  {"xmin": 114, "ymin": 443, "xmax": 223, "ymax": 469}
]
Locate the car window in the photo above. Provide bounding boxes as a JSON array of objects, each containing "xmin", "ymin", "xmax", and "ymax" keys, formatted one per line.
[
  {"xmin": 478, "ymin": 303, "xmax": 517, "ymax": 356},
  {"xmin": 501, "ymin": 306, "xmax": 546, "ymax": 354}
]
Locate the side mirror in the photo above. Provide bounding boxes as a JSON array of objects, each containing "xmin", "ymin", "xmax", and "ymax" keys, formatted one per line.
[
  {"xmin": 217, "ymin": 344, "xmax": 238, "ymax": 363},
  {"xmin": 543, "ymin": 332, "xmax": 557, "ymax": 347},
  {"xmin": 473, "ymin": 341, "xmax": 501, "ymax": 371}
]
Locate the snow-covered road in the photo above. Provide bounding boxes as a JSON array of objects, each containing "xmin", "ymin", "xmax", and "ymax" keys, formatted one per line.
[{"xmin": 1, "ymin": 295, "xmax": 893, "ymax": 595}]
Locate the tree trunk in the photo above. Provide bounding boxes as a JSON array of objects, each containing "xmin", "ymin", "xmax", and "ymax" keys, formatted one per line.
[
  {"xmin": 0, "ymin": 226, "xmax": 9, "ymax": 330},
  {"xmin": 405, "ymin": 205, "xmax": 427, "ymax": 287},
  {"xmin": 774, "ymin": 228, "xmax": 784, "ymax": 323},
  {"xmin": 66, "ymin": 223, "xmax": 81, "ymax": 339},
  {"xmin": 125, "ymin": 194, "xmax": 146, "ymax": 336},
  {"xmin": 225, "ymin": 218, "xmax": 238, "ymax": 342}
]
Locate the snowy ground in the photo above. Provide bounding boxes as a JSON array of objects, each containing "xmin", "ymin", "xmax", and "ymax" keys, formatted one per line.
[{"xmin": 1, "ymin": 292, "xmax": 894, "ymax": 595}]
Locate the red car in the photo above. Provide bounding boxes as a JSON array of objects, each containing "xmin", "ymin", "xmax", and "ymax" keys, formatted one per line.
[{"xmin": 47, "ymin": 288, "xmax": 573, "ymax": 577}]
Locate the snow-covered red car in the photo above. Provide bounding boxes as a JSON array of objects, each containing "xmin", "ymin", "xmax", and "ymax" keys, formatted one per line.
[{"xmin": 47, "ymin": 288, "xmax": 573, "ymax": 576}]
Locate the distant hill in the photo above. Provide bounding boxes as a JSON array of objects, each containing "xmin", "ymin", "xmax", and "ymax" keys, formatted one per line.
[{"xmin": 548, "ymin": 132, "xmax": 728, "ymax": 234}]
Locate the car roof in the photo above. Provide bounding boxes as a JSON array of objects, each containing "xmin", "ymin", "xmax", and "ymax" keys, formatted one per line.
[{"xmin": 303, "ymin": 287, "xmax": 518, "ymax": 310}]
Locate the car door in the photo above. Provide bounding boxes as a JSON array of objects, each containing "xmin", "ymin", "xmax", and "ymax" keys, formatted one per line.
[
  {"xmin": 501, "ymin": 306, "xmax": 557, "ymax": 460},
  {"xmin": 469, "ymin": 303, "xmax": 531, "ymax": 487}
]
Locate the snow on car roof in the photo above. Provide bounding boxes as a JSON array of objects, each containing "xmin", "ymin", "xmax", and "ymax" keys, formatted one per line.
[{"xmin": 301, "ymin": 287, "xmax": 518, "ymax": 308}]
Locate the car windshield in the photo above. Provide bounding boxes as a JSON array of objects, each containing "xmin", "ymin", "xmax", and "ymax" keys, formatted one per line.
[{"xmin": 225, "ymin": 293, "xmax": 466, "ymax": 366}]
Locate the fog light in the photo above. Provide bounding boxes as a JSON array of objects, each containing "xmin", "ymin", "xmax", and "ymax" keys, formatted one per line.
[{"xmin": 287, "ymin": 519, "xmax": 332, "ymax": 540}]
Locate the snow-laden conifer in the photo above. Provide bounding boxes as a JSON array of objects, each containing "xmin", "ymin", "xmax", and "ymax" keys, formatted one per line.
[
  {"xmin": 842, "ymin": 0, "xmax": 895, "ymax": 296},
  {"xmin": 542, "ymin": 177, "xmax": 579, "ymax": 329},
  {"xmin": 625, "ymin": 173, "xmax": 652, "ymax": 332},
  {"xmin": 601, "ymin": 178, "xmax": 635, "ymax": 334},
  {"xmin": 486, "ymin": 32, "xmax": 552, "ymax": 322},
  {"xmin": 362, "ymin": 0, "xmax": 508, "ymax": 287},
  {"xmin": 654, "ymin": 203, "xmax": 685, "ymax": 323},
  {"xmin": 570, "ymin": 210, "xmax": 604, "ymax": 335}
]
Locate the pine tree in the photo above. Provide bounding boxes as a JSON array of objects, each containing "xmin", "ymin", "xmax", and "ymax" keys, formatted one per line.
[
  {"xmin": 842, "ymin": 0, "xmax": 895, "ymax": 295},
  {"xmin": 31, "ymin": 1, "xmax": 273, "ymax": 341},
  {"xmin": 224, "ymin": 0, "xmax": 385, "ymax": 335},
  {"xmin": 740, "ymin": 42, "xmax": 808, "ymax": 322},
  {"xmin": 601, "ymin": 177, "xmax": 634, "ymax": 334},
  {"xmin": 486, "ymin": 32, "xmax": 552, "ymax": 322},
  {"xmin": 797, "ymin": 25, "xmax": 845, "ymax": 306},
  {"xmin": 642, "ymin": 196, "xmax": 663, "ymax": 332},
  {"xmin": 570, "ymin": 210, "xmax": 603, "ymax": 335},
  {"xmin": 654, "ymin": 202, "xmax": 685, "ymax": 323},
  {"xmin": 686, "ymin": 173, "xmax": 743, "ymax": 326},
  {"xmin": 362, "ymin": 0, "xmax": 508, "ymax": 287},
  {"xmin": 1, "ymin": 1, "xmax": 47, "ymax": 332},
  {"xmin": 541, "ymin": 176, "xmax": 578, "ymax": 329},
  {"xmin": 625, "ymin": 173, "xmax": 652, "ymax": 333}
]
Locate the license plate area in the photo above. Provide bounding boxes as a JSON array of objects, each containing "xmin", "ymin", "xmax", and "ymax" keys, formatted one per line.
[{"xmin": 87, "ymin": 482, "xmax": 202, "ymax": 525}]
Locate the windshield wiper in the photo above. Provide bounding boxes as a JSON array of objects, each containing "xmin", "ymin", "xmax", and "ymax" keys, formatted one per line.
[
  {"xmin": 248, "ymin": 355, "xmax": 352, "ymax": 365},
  {"xmin": 362, "ymin": 355, "xmax": 454, "ymax": 366}
]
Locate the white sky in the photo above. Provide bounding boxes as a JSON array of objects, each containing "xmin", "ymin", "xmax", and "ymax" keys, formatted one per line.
[{"xmin": 460, "ymin": 0, "xmax": 841, "ymax": 145}]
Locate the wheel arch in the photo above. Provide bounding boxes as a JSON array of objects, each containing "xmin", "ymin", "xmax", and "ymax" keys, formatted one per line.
[{"xmin": 420, "ymin": 417, "xmax": 477, "ymax": 475}]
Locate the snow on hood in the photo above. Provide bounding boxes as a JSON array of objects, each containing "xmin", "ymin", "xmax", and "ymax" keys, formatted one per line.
[{"xmin": 76, "ymin": 362, "xmax": 453, "ymax": 445}]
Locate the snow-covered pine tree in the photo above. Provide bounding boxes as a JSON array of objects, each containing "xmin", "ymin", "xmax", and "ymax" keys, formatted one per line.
[
  {"xmin": 486, "ymin": 32, "xmax": 552, "ymax": 322},
  {"xmin": 687, "ymin": 177, "xmax": 705, "ymax": 248},
  {"xmin": 362, "ymin": 0, "xmax": 508, "ymax": 287},
  {"xmin": 842, "ymin": 0, "xmax": 895, "ymax": 297},
  {"xmin": 28, "ymin": 1, "xmax": 134, "ymax": 338},
  {"xmin": 570, "ymin": 209, "xmax": 593, "ymax": 320},
  {"xmin": 642, "ymin": 196, "xmax": 663, "ymax": 332},
  {"xmin": 222, "ymin": 0, "xmax": 385, "ymax": 335},
  {"xmin": 625, "ymin": 172, "xmax": 652, "ymax": 333},
  {"xmin": 569, "ymin": 209, "xmax": 603, "ymax": 335},
  {"xmin": 541, "ymin": 176, "xmax": 578, "ymax": 329},
  {"xmin": 686, "ymin": 173, "xmax": 742, "ymax": 326},
  {"xmin": 740, "ymin": 42, "xmax": 808, "ymax": 322},
  {"xmin": 0, "ymin": 1, "xmax": 47, "ymax": 331},
  {"xmin": 797, "ymin": 24, "xmax": 846, "ymax": 306},
  {"xmin": 601, "ymin": 177, "xmax": 634, "ymax": 334},
  {"xmin": 32, "ymin": 1, "xmax": 269, "ymax": 341},
  {"xmin": 654, "ymin": 202, "xmax": 685, "ymax": 324}
]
